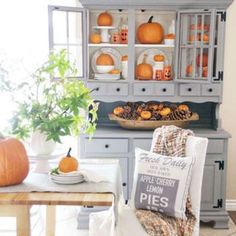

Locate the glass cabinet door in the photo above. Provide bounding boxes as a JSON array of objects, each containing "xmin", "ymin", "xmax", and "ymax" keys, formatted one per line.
[
  {"xmin": 48, "ymin": 6, "xmax": 87, "ymax": 79},
  {"xmin": 176, "ymin": 10, "xmax": 214, "ymax": 83}
]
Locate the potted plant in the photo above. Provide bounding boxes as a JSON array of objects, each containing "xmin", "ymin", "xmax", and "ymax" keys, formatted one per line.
[{"xmin": 1, "ymin": 49, "xmax": 98, "ymax": 155}]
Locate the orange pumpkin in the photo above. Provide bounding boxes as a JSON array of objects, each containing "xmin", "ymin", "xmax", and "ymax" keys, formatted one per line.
[
  {"xmin": 90, "ymin": 33, "xmax": 102, "ymax": 44},
  {"xmin": 0, "ymin": 136, "xmax": 29, "ymax": 187},
  {"xmin": 140, "ymin": 111, "xmax": 152, "ymax": 120},
  {"xmin": 113, "ymin": 106, "xmax": 124, "ymax": 116},
  {"xmin": 109, "ymin": 69, "xmax": 120, "ymax": 74},
  {"xmin": 97, "ymin": 11, "xmax": 113, "ymax": 26},
  {"xmin": 121, "ymin": 55, "xmax": 128, "ymax": 61},
  {"xmin": 96, "ymin": 53, "xmax": 114, "ymax": 66},
  {"xmin": 154, "ymin": 54, "xmax": 165, "ymax": 62},
  {"xmin": 136, "ymin": 54, "xmax": 153, "ymax": 80},
  {"xmin": 58, "ymin": 148, "xmax": 78, "ymax": 173},
  {"xmin": 137, "ymin": 16, "xmax": 164, "ymax": 44}
]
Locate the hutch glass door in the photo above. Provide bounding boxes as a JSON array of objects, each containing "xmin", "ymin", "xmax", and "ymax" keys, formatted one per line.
[
  {"xmin": 48, "ymin": 6, "xmax": 87, "ymax": 79},
  {"xmin": 176, "ymin": 10, "xmax": 214, "ymax": 83}
]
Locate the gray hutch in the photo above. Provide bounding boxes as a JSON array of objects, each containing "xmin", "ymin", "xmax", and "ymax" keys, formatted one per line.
[{"xmin": 48, "ymin": 0, "xmax": 233, "ymax": 228}]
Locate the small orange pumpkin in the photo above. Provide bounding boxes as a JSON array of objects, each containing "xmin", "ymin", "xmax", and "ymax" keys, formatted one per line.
[
  {"xmin": 140, "ymin": 111, "xmax": 152, "ymax": 120},
  {"xmin": 0, "ymin": 136, "xmax": 29, "ymax": 187},
  {"xmin": 136, "ymin": 54, "xmax": 153, "ymax": 80},
  {"xmin": 96, "ymin": 53, "xmax": 114, "ymax": 66},
  {"xmin": 97, "ymin": 11, "xmax": 113, "ymax": 26},
  {"xmin": 109, "ymin": 69, "xmax": 120, "ymax": 74},
  {"xmin": 154, "ymin": 54, "xmax": 165, "ymax": 62},
  {"xmin": 137, "ymin": 16, "xmax": 164, "ymax": 44},
  {"xmin": 90, "ymin": 33, "xmax": 102, "ymax": 44},
  {"xmin": 121, "ymin": 55, "xmax": 128, "ymax": 61},
  {"xmin": 58, "ymin": 148, "xmax": 78, "ymax": 173},
  {"xmin": 113, "ymin": 106, "xmax": 124, "ymax": 116}
]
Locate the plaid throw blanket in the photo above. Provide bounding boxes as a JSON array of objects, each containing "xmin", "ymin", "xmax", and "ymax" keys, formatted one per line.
[{"xmin": 135, "ymin": 125, "xmax": 196, "ymax": 236}]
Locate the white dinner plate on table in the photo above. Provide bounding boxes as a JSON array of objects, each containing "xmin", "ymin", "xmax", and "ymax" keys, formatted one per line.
[{"xmin": 49, "ymin": 172, "xmax": 84, "ymax": 185}]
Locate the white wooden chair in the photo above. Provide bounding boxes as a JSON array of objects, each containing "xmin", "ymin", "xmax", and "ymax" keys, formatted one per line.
[{"xmin": 116, "ymin": 135, "xmax": 208, "ymax": 236}]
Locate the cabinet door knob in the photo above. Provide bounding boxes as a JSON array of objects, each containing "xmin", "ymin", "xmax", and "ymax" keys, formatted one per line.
[
  {"xmin": 116, "ymin": 88, "xmax": 120, "ymax": 92},
  {"xmin": 122, "ymin": 182, "xmax": 127, "ymax": 187},
  {"xmin": 105, "ymin": 144, "xmax": 109, "ymax": 148},
  {"xmin": 162, "ymin": 88, "xmax": 167, "ymax": 92},
  {"xmin": 142, "ymin": 88, "xmax": 146, "ymax": 92},
  {"xmin": 188, "ymin": 88, "xmax": 192, "ymax": 92},
  {"xmin": 208, "ymin": 88, "xmax": 213, "ymax": 92}
]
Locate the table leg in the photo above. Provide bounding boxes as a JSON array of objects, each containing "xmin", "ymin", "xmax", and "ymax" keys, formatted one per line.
[
  {"xmin": 16, "ymin": 205, "xmax": 31, "ymax": 236},
  {"xmin": 0, "ymin": 205, "xmax": 31, "ymax": 236},
  {"xmin": 46, "ymin": 205, "xmax": 56, "ymax": 236}
]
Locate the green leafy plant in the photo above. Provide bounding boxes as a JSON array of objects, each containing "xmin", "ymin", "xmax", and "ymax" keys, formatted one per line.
[{"xmin": 3, "ymin": 49, "xmax": 98, "ymax": 142}]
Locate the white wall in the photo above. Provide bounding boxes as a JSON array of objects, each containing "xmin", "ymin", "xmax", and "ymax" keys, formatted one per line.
[{"xmin": 221, "ymin": 0, "xmax": 236, "ymax": 200}]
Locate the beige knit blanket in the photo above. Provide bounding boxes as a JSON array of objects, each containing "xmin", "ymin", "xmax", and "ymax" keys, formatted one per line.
[{"xmin": 135, "ymin": 125, "xmax": 196, "ymax": 236}]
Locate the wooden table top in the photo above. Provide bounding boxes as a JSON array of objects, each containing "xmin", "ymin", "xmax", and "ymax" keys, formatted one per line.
[{"xmin": 0, "ymin": 192, "xmax": 114, "ymax": 206}]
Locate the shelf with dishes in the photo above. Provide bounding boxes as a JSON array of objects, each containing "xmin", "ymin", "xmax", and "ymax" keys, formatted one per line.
[{"xmin": 88, "ymin": 43, "xmax": 128, "ymax": 48}]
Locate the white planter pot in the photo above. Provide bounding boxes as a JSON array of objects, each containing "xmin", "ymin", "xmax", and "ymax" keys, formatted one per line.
[{"xmin": 30, "ymin": 130, "xmax": 56, "ymax": 155}]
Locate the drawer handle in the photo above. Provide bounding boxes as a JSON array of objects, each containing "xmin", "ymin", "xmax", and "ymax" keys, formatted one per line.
[
  {"xmin": 95, "ymin": 87, "xmax": 100, "ymax": 91},
  {"xmin": 208, "ymin": 88, "xmax": 213, "ymax": 92},
  {"xmin": 188, "ymin": 88, "xmax": 192, "ymax": 92},
  {"xmin": 116, "ymin": 88, "xmax": 120, "ymax": 92},
  {"xmin": 122, "ymin": 182, "xmax": 127, "ymax": 187},
  {"xmin": 105, "ymin": 144, "xmax": 109, "ymax": 148},
  {"xmin": 162, "ymin": 88, "xmax": 167, "ymax": 92},
  {"xmin": 142, "ymin": 88, "xmax": 146, "ymax": 92}
]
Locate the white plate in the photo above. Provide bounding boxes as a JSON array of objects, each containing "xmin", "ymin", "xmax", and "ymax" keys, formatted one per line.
[
  {"xmin": 49, "ymin": 172, "xmax": 84, "ymax": 185},
  {"xmin": 94, "ymin": 73, "xmax": 120, "ymax": 80},
  {"xmin": 93, "ymin": 26, "xmax": 116, "ymax": 30},
  {"xmin": 137, "ymin": 48, "xmax": 171, "ymax": 66},
  {"xmin": 51, "ymin": 178, "xmax": 84, "ymax": 185},
  {"xmin": 91, "ymin": 48, "xmax": 121, "ymax": 74}
]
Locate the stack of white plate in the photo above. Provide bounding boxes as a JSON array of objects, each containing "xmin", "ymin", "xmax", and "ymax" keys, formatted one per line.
[{"xmin": 49, "ymin": 172, "xmax": 84, "ymax": 185}]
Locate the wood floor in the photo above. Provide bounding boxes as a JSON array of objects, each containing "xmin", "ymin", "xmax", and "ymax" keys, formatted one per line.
[{"xmin": 229, "ymin": 212, "xmax": 236, "ymax": 224}]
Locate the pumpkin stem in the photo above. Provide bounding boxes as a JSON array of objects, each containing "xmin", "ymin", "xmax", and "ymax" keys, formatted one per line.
[
  {"xmin": 67, "ymin": 147, "xmax": 72, "ymax": 157},
  {"xmin": 148, "ymin": 16, "xmax": 154, "ymax": 23}
]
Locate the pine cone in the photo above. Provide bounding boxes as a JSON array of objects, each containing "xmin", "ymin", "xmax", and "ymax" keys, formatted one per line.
[{"xmin": 169, "ymin": 110, "xmax": 193, "ymax": 120}]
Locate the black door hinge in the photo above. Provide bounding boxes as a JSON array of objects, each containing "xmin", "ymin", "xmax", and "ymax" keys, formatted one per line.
[
  {"xmin": 213, "ymin": 71, "xmax": 224, "ymax": 82},
  {"xmin": 217, "ymin": 11, "xmax": 227, "ymax": 22},
  {"xmin": 215, "ymin": 160, "xmax": 225, "ymax": 170},
  {"xmin": 213, "ymin": 198, "xmax": 223, "ymax": 208}
]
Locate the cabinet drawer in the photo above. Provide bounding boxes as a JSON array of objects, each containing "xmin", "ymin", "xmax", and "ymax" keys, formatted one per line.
[
  {"xmin": 87, "ymin": 82, "xmax": 107, "ymax": 96},
  {"xmin": 207, "ymin": 139, "xmax": 224, "ymax": 154},
  {"xmin": 155, "ymin": 84, "xmax": 175, "ymax": 96},
  {"xmin": 179, "ymin": 84, "xmax": 201, "ymax": 96},
  {"xmin": 201, "ymin": 84, "xmax": 221, "ymax": 96},
  {"xmin": 133, "ymin": 139, "xmax": 152, "ymax": 151},
  {"xmin": 108, "ymin": 83, "xmax": 128, "ymax": 96},
  {"xmin": 85, "ymin": 138, "xmax": 129, "ymax": 154},
  {"xmin": 133, "ymin": 83, "xmax": 154, "ymax": 96}
]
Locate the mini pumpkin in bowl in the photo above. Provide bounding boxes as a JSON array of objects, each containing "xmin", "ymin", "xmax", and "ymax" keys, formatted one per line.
[
  {"xmin": 58, "ymin": 148, "xmax": 78, "ymax": 173},
  {"xmin": 96, "ymin": 53, "xmax": 115, "ymax": 73}
]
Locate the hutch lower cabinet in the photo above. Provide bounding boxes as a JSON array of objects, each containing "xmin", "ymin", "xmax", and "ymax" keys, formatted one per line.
[
  {"xmin": 48, "ymin": 0, "xmax": 233, "ymax": 229},
  {"xmin": 79, "ymin": 128, "xmax": 230, "ymax": 228}
]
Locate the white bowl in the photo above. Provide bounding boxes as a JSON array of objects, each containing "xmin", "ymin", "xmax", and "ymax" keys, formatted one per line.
[
  {"xmin": 164, "ymin": 39, "xmax": 175, "ymax": 45},
  {"xmin": 96, "ymin": 65, "xmax": 114, "ymax": 74}
]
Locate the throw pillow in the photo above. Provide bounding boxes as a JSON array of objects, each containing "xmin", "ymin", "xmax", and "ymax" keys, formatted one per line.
[{"xmin": 133, "ymin": 148, "xmax": 195, "ymax": 219}]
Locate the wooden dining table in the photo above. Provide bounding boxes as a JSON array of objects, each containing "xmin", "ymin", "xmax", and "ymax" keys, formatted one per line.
[{"xmin": 0, "ymin": 192, "xmax": 114, "ymax": 236}]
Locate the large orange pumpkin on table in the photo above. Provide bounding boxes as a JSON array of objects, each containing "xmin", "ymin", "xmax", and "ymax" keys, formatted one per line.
[
  {"xmin": 136, "ymin": 54, "xmax": 153, "ymax": 80},
  {"xmin": 0, "ymin": 136, "xmax": 29, "ymax": 187},
  {"xmin": 137, "ymin": 16, "xmax": 164, "ymax": 44}
]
